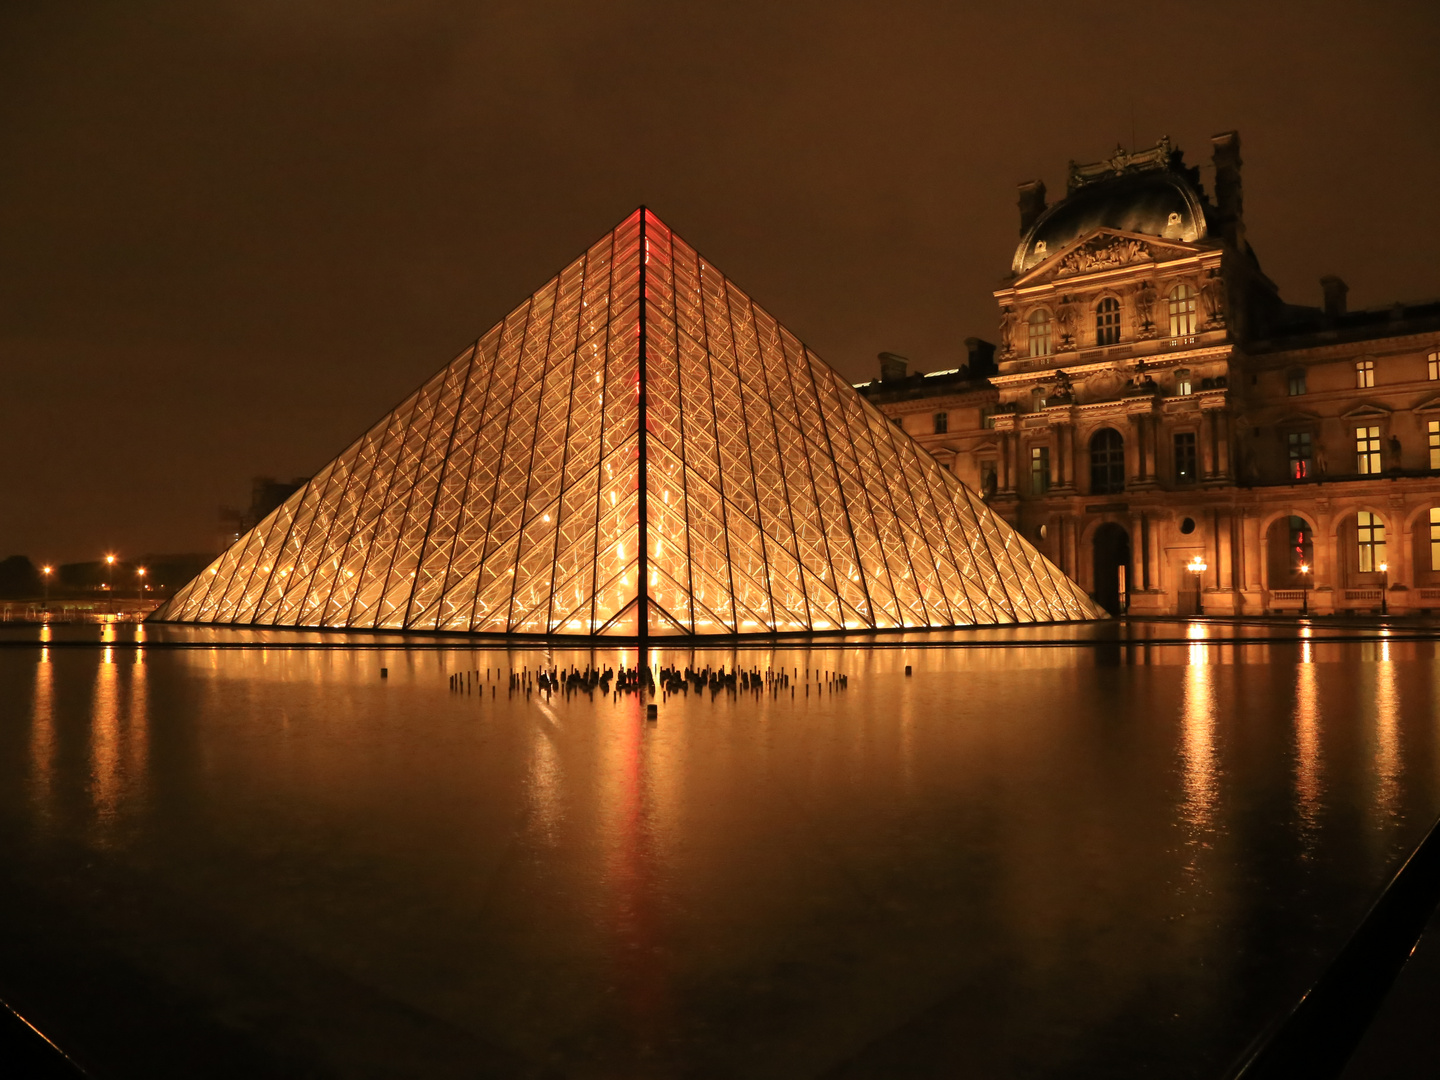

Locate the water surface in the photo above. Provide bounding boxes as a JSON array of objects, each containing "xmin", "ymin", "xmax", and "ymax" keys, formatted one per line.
[{"xmin": 1, "ymin": 621, "xmax": 1437, "ymax": 1078}]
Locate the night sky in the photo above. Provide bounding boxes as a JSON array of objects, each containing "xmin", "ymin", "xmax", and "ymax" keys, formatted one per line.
[{"xmin": 4, "ymin": 1, "xmax": 1438, "ymax": 565}]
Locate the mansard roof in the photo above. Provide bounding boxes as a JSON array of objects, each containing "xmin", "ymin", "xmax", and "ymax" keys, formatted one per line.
[{"xmin": 1013, "ymin": 140, "xmax": 1211, "ymax": 276}]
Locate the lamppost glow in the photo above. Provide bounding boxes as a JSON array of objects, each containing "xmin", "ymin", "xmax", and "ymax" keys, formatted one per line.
[
  {"xmin": 1379, "ymin": 561, "xmax": 1389, "ymax": 615},
  {"xmin": 1186, "ymin": 555, "xmax": 1207, "ymax": 616},
  {"xmin": 41, "ymin": 564, "xmax": 52, "ymax": 607},
  {"xmin": 1298, "ymin": 561, "xmax": 1311, "ymax": 616},
  {"xmin": 137, "ymin": 566, "xmax": 147, "ymax": 603}
]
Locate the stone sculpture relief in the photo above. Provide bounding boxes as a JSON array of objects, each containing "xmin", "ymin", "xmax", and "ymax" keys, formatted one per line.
[{"xmin": 1055, "ymin": 238, "xmax": 1150, "ymax": 278}]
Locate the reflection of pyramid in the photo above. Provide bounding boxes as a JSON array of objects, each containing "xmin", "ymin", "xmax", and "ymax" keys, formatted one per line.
[{"xmin": 152, "ymin": 209, "xmax": 1104, "ymax": 636}]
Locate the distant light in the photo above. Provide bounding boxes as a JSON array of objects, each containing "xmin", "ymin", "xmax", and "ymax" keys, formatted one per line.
[{"xmin": 41, "ymin": 565, "xmax": 52, "ymax": 575}]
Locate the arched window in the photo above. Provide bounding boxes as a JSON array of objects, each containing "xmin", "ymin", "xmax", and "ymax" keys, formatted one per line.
[
  {"xmin": 1168, "ymin": 283, "xmax": 1198, "ymax": 337},
  {"xmin": 1089, "ymin": 428, "xmax": 1125, "ymax": 494},
  {"xmin": 1028, "ymin": 309, "xmax": 1052, "ymax": 357},
  {"xmin": 1095, "ymin": 297, "xmax": 1121, "ymax": 346}
]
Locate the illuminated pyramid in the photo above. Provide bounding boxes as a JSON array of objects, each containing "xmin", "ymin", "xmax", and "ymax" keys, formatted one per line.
[{"xmin": 152, "ymin": 209, "xmax": 1104, "ymax": 636}]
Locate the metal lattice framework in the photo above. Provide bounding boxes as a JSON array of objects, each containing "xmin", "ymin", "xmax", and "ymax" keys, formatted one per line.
[{"xmin": 152, "ymin": 209, "xmax": 1105, "ymax": 636}]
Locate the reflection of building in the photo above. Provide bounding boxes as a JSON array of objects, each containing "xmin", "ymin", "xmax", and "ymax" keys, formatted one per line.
[
  {"xmin": 154, "ymin": 210, "xmax": 1101, "ymax": 636},
  {"xmin": 860, "ymin": 133, "xmax": 1440, "ymax": 615}
]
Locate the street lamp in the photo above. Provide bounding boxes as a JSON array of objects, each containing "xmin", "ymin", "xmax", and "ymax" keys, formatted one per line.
[
  {"xmin": 136, "ymin": 566, "xmax": 147, "ymax": 603},
  {"xmin": 1298, "ymin": 562, "xmax": 1311, "ymax": 616},
  {"xmin": 1186, "ymin": 554, "xmax": 1208, "ymax": 616},
  {"xmin": 1379, "ymin": 561, "xmax": 1389, "ymax": 616},
  {"xmin": 104, "ymin": 554, "xmax": 116, "ymax": 591},
  {"xmin": 41, "ymin": 565, "xmax": 52, "ymax": 608}
]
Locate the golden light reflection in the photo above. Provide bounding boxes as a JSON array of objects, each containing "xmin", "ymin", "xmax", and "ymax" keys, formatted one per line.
[
  {"xmin": 1374, "ymin": 646, "xmax": 1401, "ymax": 821},
  {"xmin": 30, "ymin": 655, "xmax": 56, "ymax": 820},
  {"xmin": 1180, "ymin": 643, "xmax": 1218, "ymax": 832},
  {"xmin": 529, "ymin": 698, "xmax": 565, "ymax": 846},
  {"xmin": 91, "ymin": 650, "xmax": 123, "ymax": 831},
  {"xmin": 1294, "ymin": 651, "xmax": 1323, "ymax": 843}
]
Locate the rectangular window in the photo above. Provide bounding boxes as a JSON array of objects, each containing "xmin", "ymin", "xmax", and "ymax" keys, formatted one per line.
[
  {"xmin": 891, "ymin": 415, "xmax": 903, "ymax": 429},
  {"xmin": 933, "ymin": 412, "xmax": 948, "ymax": 434},
  {"xmin": 1174, "ymin": 432, "xmax": 1197, "ymax": 485},
  {"xmin": 1288, "ymin": 432, "xmax": 1312, "ymax": 480},
  {"xmin": 1175, "ymin": 368, "xmax": 1192, "ymax": 396},
  {"xmin": 1429, "ymin": 352, "xmax": 1439, "ymax": 380},
  {"xmin": 1357, "ymin": 510, "xmax": 1386, "ymax": 573},
  {"xmin": 1031, "ymin": 446, "xmax": 1050, "ymax": 494},
  {"xmin": 1356, "ymin": 358, "xmax": 1375, "ymax": 389},
  {"xmin": 1288, "ymin": 369, "xmax": 1307, "ymax": 396},
  {"xmin": 1431, "ymin": 507, "xmax": 1440, "ymax": 570},
  {"xmin": 1356, "ymin": 425, "xmax": 1382, "ymax": 474},
  {"xmin": 1430, "ymin": 420, "xmax": 1440, "ymax": 469}
]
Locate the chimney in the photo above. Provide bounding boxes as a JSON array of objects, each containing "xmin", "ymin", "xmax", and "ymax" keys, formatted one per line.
[
  {"xmin": 878, "ymin": 352, "xmax": 909, "ymax": 382},
  {"xmin": 1017, "ymin": 180, "xmax": 1047, "ymax": 235},
  {"xmin": 965, "ymin": 337, "xmax": 997, "ymax": 378},
  {"xmin": 1321, "ymin": 275, "xmax": 1348, "ymax": 316},
  {"xmin": 1209, "ymin": 131, "xmax": 1245, "ymax": 249}
]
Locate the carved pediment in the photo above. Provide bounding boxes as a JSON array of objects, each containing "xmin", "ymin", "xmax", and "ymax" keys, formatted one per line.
[
  {"xmin": 1054, "ymin": 236, "xmax": 1152, "ymax": 278},
  {"xmin": 1013, "ymin": 228, "xmax": 1206, "ymax": 287},
  {"xmin": 1413, "ymin": 394, "xmax": 1440, "ymax": 414},
  {"xmin": 1340, "ymin": 402, "xmax": 1392, "ymax": 420},
  {"xmin": 1273, "ymin": 410, "xmax": 1322, "ymax": 429}
]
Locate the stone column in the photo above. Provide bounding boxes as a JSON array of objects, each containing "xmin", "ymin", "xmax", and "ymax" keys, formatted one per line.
[
  {"xmin": 1243, "ymin": 514, "xmax": 1262, "ymax": 592},
  {"xmin": 1066, "ymin": 517, "xmax": 1080, "ymax": 583},
  {"xmin": 1132, "ymin": 512, "xmax": 1149, "ymax": 591},
  {"xmin": 1216, "ymin": 411, "xmax": 1232, "ymax": 477},
  {"xmin": 1216, "ymin": 510, "xmax": 1234, "ymax": 590}
]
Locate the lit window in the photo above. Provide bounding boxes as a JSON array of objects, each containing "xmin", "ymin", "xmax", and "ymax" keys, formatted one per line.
[
  {"xmin": 1431, "ymin": 420, "xmax": 1440, "ymax": 469},
  {"xmin": 1288, "ymin": 369, "xmax": 1307, "ymax": 396},
  {"xmin": 1357, "ymin": 511, "xmax": 1386, "ymax": 573},
  {"xmin": 1095, "ymin": 297, "xmax": 1121, "ymax": 346},
  {"xmin": 1168, "ymin": 284, "xmax": 1197, "ymax": 337},
  {"xmin": 1032, "ymin": 387, "xmax": 1046, "ymax": 411},
  {"xmin": 1288, "ymin": 431, "xmax": 1312, "ymax": 480},
  {"xmin": 1174, "ymin": 432, "xmax": 1197, "ymax": 485},
  {"xmin": 1175, "ymin": 368, "xmax": 1192, "ymax": 396},
  {"xmin": 1031, "ymin": 445, "xmax": 1050, "ymax": 494},
  {"xmin": 1429, "ymin": 352, "xmax": 1440, "ymax": 380},
  {"xmin": 1090, "ymin": 428, "xmax": 1125, "ymax": 494},
  {"xmin": 1356, "ymin": 425, "xmax": 1382, "ymax": 474},
  {"xmin": 1028, "ymin": 310, "xmax": 1052, "ymax": 357},
  {"xmin": 1356, "ymin": 358, "xmax": 1375, "ymax": 388},
  {"xmin": 1431, "ymin": 507, "xmax": 1440, "ymax": 570},
  {"xmin": 933, "ymin": 412, "xmax": 948, "ymax": 434}
]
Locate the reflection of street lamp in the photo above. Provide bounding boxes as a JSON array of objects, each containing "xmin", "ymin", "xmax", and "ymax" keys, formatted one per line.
[
  {"xmin": 1379, "ymin": 561, "xmax": 1389, "ymax": 615},
  {"xmin": 41, "ymin": 565, "xmax": 52, "ymax": 607},
  {"xmin": 1298, "ymin": 562, "xmax": 1311, "ymax": 615},
  {"xmin": 1186, "ymin": 554, "xmax": 1208, "ymax": 615}
]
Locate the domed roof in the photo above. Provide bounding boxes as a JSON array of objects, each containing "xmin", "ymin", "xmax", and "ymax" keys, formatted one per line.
[{"xmin": 1013, "ymin": 167, "xmax": 1208, "ymax": 275}]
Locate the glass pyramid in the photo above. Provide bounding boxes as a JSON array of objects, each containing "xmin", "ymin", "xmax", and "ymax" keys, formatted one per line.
[{"xmin": 151, "ymin": 209, "xmax": 1105, "ymax": 636}]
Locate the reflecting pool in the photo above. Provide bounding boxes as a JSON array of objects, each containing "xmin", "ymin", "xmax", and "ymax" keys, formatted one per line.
[{"xmin": 1, "ymin": 621, "xmax": 1438, "ymax": 1078}]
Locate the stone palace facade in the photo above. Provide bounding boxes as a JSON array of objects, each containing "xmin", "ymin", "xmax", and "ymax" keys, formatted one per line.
[{"xmin": 859, "ymin": 133, "xmax": 1440, "ymax": 616}]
